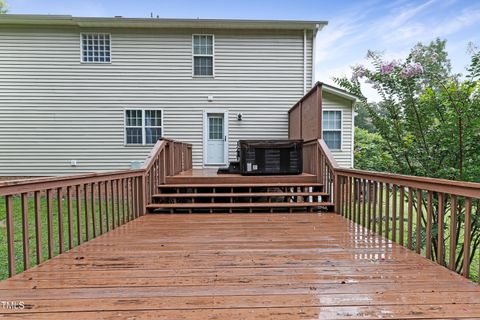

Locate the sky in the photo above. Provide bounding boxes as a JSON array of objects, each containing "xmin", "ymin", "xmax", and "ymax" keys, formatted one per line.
[{"xmin": 5, "ymin": 0, "xmax": 480, "ymax": 100}]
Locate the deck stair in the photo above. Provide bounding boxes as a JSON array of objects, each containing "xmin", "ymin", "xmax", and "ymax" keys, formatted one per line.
[{"xmin": 146, "ymin": 182, "xmax": 334, "ymax": 213}]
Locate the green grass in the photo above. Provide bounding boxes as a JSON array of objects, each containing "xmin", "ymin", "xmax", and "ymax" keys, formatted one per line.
[
  {"xmin": 0, "ymin": 191, "xmax": 133, "ymax": 280},
  {"xmin": 344, "ymin": 186, "xmax": 479, "ymax": 282}
]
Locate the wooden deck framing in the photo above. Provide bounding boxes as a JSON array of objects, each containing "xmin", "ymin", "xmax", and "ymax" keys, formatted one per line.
[{"xmin": 0, "ymin": 213, "xmax": 478, "ymax": 319}]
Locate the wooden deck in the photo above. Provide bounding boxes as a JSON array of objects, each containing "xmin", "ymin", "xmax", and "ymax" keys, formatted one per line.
[
  {"xmin": 0, "ymin": 213, "xmax": 479, "ymax": 319},
  {"xmin": 166, "ymin": 168, "xmax": 317, "ymax": 184}
]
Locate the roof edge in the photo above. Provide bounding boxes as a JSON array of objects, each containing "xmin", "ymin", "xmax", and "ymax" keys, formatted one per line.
[
  {"xmin": 0, "ymin": 14, "xmax": 328, "ymax": 30},
  {"xmin": 321, "ymin": 83, "xmax": 360, "ymax": 102}
]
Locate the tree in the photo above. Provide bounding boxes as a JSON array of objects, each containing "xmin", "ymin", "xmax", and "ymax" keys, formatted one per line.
[
  {"xmin": 0, "ymin": 1, "xmax": 7, "ymax": 14},
  {"xmin": 334, "ymin": 39, "xmax": 480, "ymax": 276},
  {"xmin": 354, "ymin": 127, "xmax": 394, "ymax": 171}
]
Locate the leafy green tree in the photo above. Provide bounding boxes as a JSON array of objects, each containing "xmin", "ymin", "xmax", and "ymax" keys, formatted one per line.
[
  {"xmin": 354, "ymin": 127, "xmax": 394, "ymax": 171},
  {"xmin": 0, "ymin": 1, "xmax": 7, "ymax": 14},
  {"xmin": 334, "ymin": 39, "xmax": 480, "ymax": 275}
]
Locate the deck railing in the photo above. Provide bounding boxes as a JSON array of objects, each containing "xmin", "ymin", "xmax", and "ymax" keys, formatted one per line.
[
  {"xmin": 0, "ymin": 138, "xmax": 191, "ymax": 279},
  {"xmin": 314, "ymin": 139, "xmax": 480, "ymax": 282}
]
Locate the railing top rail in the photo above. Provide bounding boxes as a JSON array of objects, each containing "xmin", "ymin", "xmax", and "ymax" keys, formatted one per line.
[
  {"xmin": 0, "ymin": 138, "xmax": 192, "ymax": 196},
  {"xmin": 141, "ymin": 139, "xmax": 168, "ymax": 171},
  {"xmin": 335, "ymin": 167, "xmax": 480, "ymax": 198},
  {"xmin": 317, "ymin": 139, "xmax": 339, "ymax": 169},
  {"xmin": 0, "ymin": 169, "xmax": 144, "ymax": 196},
  {"xmin": 315, "ymin": 137, "xmax": 479, "ymax": 198}
]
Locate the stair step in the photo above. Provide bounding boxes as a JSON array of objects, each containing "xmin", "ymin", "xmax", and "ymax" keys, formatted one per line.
[
  {"xmin": 153, "ymin": 192, "xmax": 328, "ymax": 198},
  {"xmin": 158, "ymin": 183, "xmax": 323, "ymax": 189},
  {"xmin": 147, "ymin": 201, "xmax": 334, "ymax": 210}
]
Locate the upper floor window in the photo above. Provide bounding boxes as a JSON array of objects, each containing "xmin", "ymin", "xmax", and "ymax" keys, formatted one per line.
[
  {"xmin": 322, "ymin": 110, "xmax": 342, "ymax": 150},
  {"xmin": 81, "ymin": 33, "xmax": 111, "ymax": 63},
  {"xmin": 193, "ymin": 35, "xmax": 214, "ymax": 76},
  {"xmin": 125, "ymin": 109, "xmax": 163, "ymax": 145}
]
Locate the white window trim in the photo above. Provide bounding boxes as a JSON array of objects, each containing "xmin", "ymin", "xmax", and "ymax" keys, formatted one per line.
[
  {"xmin": 124, "ymin": 108, "xmax": 164, "ymax": 146},
  {"xmin": 192, "ymin": 34, "xmax": 215, "ymax": 78},
  {"xmin": 322, "ymin": 109, "xmax": 343, "ymax": 151},
  {"xmin": 80, "ymin": 33, "xmax": 112, "ymax": 64}
]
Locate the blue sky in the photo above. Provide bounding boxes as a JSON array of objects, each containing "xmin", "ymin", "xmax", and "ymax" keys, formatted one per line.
[{"xmin": 6, "ymin": 0, "xmax": 480, "ymax": 100}]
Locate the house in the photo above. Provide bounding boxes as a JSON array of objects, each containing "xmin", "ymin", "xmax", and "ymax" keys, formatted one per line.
[{"xmin": 0, "ymin": 14, "xmax": 355, "ymax": 176}]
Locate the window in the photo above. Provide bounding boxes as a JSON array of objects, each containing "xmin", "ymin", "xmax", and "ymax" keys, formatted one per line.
[
  {"xmin": 193, "ymin": 35, "xmax": 214, "ymax": 76},
  {"xmin": 125, "ymin": 109, "xmax": 162, "ymax": 145},
  {"xmin": 322, "ymin": 111, "xmax": 342, "ymax": 150},
  {"xmin": 81, "ymin": 33, "xmax": 111, "ymax": 63}
]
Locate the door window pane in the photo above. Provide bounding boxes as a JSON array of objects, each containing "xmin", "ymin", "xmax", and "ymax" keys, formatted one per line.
[{"xmin": 209, "ymin": 116, "xmax": 223, "ymax": 140}]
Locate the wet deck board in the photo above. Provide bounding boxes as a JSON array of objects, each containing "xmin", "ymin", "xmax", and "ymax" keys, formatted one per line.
[{"xmin": 0, "ymin": 213, "xmax": 478, "ymax": 319}]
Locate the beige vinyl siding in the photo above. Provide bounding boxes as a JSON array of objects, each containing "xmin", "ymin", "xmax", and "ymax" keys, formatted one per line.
[
  {"xmin": 322, "ymin": 92, "xmax": 354, "ymax": 168},
  {"xmin": 0, "ymin": 27, "xmax": 313, "ymax": 175}
]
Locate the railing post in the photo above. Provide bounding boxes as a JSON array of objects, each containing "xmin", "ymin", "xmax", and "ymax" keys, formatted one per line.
[{"xmin": 141, "ymin": 173, "xmax": 147, "ymax": 216}]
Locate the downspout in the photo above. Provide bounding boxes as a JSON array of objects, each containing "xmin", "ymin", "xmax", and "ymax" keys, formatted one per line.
[
  {"xmin": 311, "ymin": 24, "xmax": 319, "ymax": 86},
  {"xmin": 303, "ymin": 29, "xmax": 307, "ymax": 94},
  {"xmin": 351, "ymin": 101, "xmax": 356, "ymax": 168}
]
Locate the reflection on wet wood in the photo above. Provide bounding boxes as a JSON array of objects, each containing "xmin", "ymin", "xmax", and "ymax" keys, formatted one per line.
[{"xmin": 0, "ymin": 213, "xmax": 478, "ymax": 319}]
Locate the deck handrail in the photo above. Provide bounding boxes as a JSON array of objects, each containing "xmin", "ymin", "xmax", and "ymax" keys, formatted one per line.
[
  {"xmin": 316, "ymin": 139, "xmax": 480, "ymax": 282},
  {"xmin": 0, "ymin": 138, "xmax": 192, "ymax": 279}
]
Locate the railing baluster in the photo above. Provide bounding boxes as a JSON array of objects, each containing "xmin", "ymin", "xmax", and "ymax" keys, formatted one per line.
[
  {"xmin": 399, "ymin": 186, "xmax": 405, "ymax": 246},
  {"xmin": 126, "ymin": 178, "xmax": 132, "ymax": 221},
  {"xmin": 426, "ymin": 191, "xmax": 433, "ymax": 259},
  {"xmin": 5, "ymin": 195, "xmax": 15, "ymax": 277},
  {"xmin": 356, "ymin": 179, "xmax": 361, "ymax": 224},
  {"xmin": 84, "ymin": 184, "xmax": 90, "ymax": 241},
  {"xmin": 34, "ymin": 191, "xmax": 42, "ymax": 264},
  {"xmin": 351, "ymin": 178, "xmax": 356, "ymax": 222},
  {"xmin": 449, "ymin": 195, "xmax": 457, "ymax": 271},
  {"xmin": 111, "ymin": 180, "xmax": 116, "ymax": 228},
  {"xmin": 76, "ymin": 185, "xmax": 82, "ymax": 245},
  {"xmin": 367, "ymin": 181, "xmax": 372, "ymax": 229},
  {"xmin": 105, "ymin": 181, "xmax": 110, "ymax": 232},
  {"xmin": 462, "ymin": 197, "xmax": 472, "ymax": 278},
  {"xmin": 57, "ymin": 187, "xmax": 64, "ymax": 254},
  {"xmin": 372, "ymin": 182, "xmax": 377, "ymax": 233},
  {"xmin": 91, "ymin": 183, "xmax": 97, "ymax": 238},
  {"xmin": 385, "ymin": 183, "xmax": 390, "ymax": 240},
  {"xmin": 21, "ymin": 193, "xmax": 30, "ymax": 270},
  {"xmin": 437, "ymin": 193, "xmax": 445, "ymax": 265},
  {"xmin": 98, "ymin": 182, "xmax": 103, "ymax": 234},
  {"xmin": 116, "ymin": 179, "xmax": 121, "ymax": 225},
  {"xmin": 416, "ymin": 189, "xmax": 422, "ymax": 254},
  {"xmin": 348, "ymin": 177, "xmax": 352, "ymax": 220},
  {"xmin": 378, "ymin": 182, "xmax": 383, "ymax": 236},
  {"xmin": 121, "ymin": 179, "xmax": 126, "ymax": 224},
  {"xmin": 46, "ymin": 189, "xmax": 54, "ymax": 258},
  {"xmin": 67, "ymin": 186, "xmax": 73, "ymax": 250},
  {"xmin": 392, "ymin": 184, "xmax": 397, "ymax": 242},
  {"xmin": 407, "ymin": 188, "xmax": 413, "ymax": 250},
  {"xmin": 362, "ymin": 179, "xmax": 366, "ymax": 227}
]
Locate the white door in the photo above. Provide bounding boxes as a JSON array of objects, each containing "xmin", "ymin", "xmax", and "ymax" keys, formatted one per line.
[{"xmin": 204, "ymin": 111, "xmax": 227, "ymax": 165}]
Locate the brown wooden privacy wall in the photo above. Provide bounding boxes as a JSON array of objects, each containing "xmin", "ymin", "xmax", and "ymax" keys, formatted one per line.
[
  {"xmin": 288, "ymin": 82, "xmax": 323, "ymax": 141},
  {"xmin": 0, "ymin": 138, "xmax": 192, "ymax": 279}
]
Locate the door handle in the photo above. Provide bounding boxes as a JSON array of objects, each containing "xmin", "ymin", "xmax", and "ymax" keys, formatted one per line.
[{"xmin": 224, "ymin": 136, "xmax": 226, "ymax": 142}]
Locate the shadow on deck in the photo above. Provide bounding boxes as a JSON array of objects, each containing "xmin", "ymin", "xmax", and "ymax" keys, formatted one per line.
[{"xmin": 0, "ymin": 213, "xmax": 478, "ymax": 319}]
